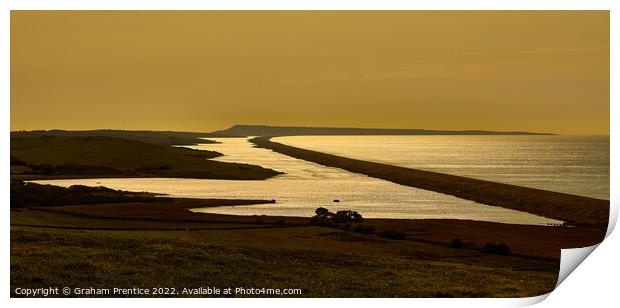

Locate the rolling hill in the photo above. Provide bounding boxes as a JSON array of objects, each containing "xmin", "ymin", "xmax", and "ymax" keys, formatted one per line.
[
  {"xmin": 11, "ymin": 135, "xmax": 281, "ymax": 180},
  {"xmin": 11, "ymin": 129, "xmax": 217, "ymax": 146}
]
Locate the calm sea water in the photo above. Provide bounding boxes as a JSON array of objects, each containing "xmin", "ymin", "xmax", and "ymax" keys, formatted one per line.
[
  {"xmin": 275, "ymin": 135, "xmax": 610, "ymax": 200},
  {"xmin": 35, "ymin": 137, "xmax": 561, "ymax": 225}
]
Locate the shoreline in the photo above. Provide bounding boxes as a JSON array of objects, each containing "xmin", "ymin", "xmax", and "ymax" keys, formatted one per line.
[{"xmin": 251, "ymin": 136, "xmax": 609, "ymax": 226}]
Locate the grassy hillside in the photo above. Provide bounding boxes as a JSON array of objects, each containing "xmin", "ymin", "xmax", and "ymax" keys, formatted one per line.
[
  {"xmin": 11, "ymin": 135, "xmax": 281, "ymax": 180},
  {"xmin": 10, "ymin": 225, "xmax": 557, "ymax": 297},
  {"xmin": 11, "ymin": 206, "xmax": 560, "ymax": 297},
  {"xmin": 11, "ymin": 130, "xmax": 217, "ymax": 146},
  {"xmin": 10, "ymin": 181, "xmax": 168, "ymax": 208},
  {"xmin": 10, "ymin": 183, "xmax": 581, "ymax": 297}
]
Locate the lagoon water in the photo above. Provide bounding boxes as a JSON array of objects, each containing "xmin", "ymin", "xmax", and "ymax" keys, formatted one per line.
[
  {"xmin": 275, "ymin": 135, "xmax": 610, "ymax": 200},
  {"xmin": 36, "ymin": 137, "xmax": 562, "ymax": 226}
]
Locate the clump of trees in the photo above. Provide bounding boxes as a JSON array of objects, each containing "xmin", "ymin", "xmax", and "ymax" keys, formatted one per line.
[
  {"xmin": 310, "ymin": 207, "xmax": 364, "ymax": 228},
  {"xmin": 310, "ymin": 207, "xmax": 384, "ymax": 236},
  {"xmin": 309, "ymin": 207, "xmax": 412, "ymax": 240}
]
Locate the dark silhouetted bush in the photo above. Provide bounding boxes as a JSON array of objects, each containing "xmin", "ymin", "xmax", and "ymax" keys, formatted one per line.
[
  {"xmin": 276, "ymin": 219, "xmax": 285, "ymax": 225},
  {"xmin": 334, "ymin": 210, "xmax": 363, "ymax": 223},
  {"xmin": 315, "ymin": 207, "xmax": 329, "ymax": 216},
  {"xmin": 309, "ymin": 215, "xmax": 337, "ymax": 227},
  {"xmin": 481, "ymin": 242, "xmax": 511, "ymax": 255},
  {"xmin": 310, "ymin": 207, "xmax": 364, "ymax": 227},
  {"xmin": 255, "ymin": 218, "xmax": 264, "ymax": 225},
  {"xmin": 450, "ymin": 238, "xmax": 464, "ymax": 249},
  {"xmin": 380, "ymin": 230, "xmax": 406, "ymax": 240},
  {"xmin": 482, "ymin": 243, "xmax": 497, "ymax": 254},
  {"xmin": 496, "ymin": 243, "xmax": 511, "ymax": 255}
]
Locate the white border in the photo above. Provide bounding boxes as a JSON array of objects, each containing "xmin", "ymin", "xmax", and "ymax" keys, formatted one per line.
[{"xmin": 1, "ymin": 2, "xmax": 616, "ymax": 308}]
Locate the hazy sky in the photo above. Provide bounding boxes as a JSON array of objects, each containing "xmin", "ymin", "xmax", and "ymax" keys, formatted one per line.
[{"xmin": 11, "ymin": 11, "xmax": 609, "ymax": 134}]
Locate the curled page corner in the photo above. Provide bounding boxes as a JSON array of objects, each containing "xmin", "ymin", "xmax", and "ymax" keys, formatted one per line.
[
  {"xmin": 605, "ymin": 197, "xmax": 618, "ymax": 237},
  {"xmin": 524, "ymin": 245, "xmax": 601, "ymax": 307},
  {"xmin": 513, "ymin": 293, "xmax": 551, "ymax": 306},
  {"xmin": 556, "ymin": 244, "xmax": 599, "ymax": 288},
  {"xmin": 539, "ymin": 197, "xmax": 616, "ymax": 303}
]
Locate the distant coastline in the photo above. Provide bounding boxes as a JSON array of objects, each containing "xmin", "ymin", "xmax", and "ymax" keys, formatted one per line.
[{"xmin": 211, "ymin": 124, "xmax": 555, "ymax": 137}]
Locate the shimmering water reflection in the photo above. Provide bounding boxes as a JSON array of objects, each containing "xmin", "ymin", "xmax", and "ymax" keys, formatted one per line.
[
  {"xmin": 275, "ymin": 135, "xmax": 609, "ymax": 200},
  {"xmin": 37, "ymin": 138, "xmax": 561, "ymax": 225}
]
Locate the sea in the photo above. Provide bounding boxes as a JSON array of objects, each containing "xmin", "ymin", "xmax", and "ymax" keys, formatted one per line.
[
  {"xmin": 34, "ymin": 135, "xmax": 610, "ymax": 226},
  {"xmin": 275, "ymin": 135, "xmax": 609, "ymax": 200}
]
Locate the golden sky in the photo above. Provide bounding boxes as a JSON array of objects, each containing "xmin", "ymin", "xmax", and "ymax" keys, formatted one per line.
[{"xmin": 11, "ymin": 11, "xmax": 609, "ymax": 134}]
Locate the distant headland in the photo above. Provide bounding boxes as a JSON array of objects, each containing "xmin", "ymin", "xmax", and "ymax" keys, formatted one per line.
[{"xmin": 209, "ymin": 124, "xmax": 554, "ymax": 137}]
